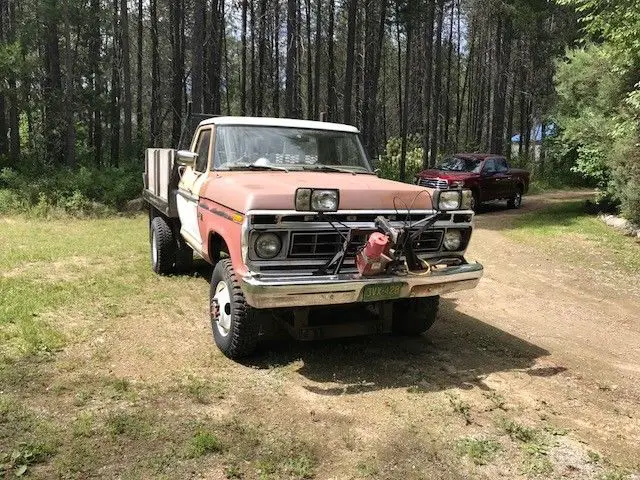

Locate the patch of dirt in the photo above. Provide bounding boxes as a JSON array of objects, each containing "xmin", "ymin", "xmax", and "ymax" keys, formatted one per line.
[{"xmin": 2, "ymin": 255, "xmax": 110, "ymax": 282}]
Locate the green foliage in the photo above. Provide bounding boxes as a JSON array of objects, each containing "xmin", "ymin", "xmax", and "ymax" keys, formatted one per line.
[
  {"xmin": 456, "ymin": 438, "xmax": 501, "ymax": 465},
  {"xmin": 553, "ymin": 0, "xmax": 640, "ymax": 222},
  {"xmin": 376, "ymin": 135, "xmax": 424, "ymax": 182},
  {"xmin": 499, "ymin": 419, "xmax": 537, "ymax": 443},
  {"xmin": 0, "ymin": 165, "xmax": 142, "ymax": 217},
  {"xmin": 187, "ymin": 431, "xmax": 223, "ymax": 458}
]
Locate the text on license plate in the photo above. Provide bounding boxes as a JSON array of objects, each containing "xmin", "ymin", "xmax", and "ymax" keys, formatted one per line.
[{"xmin": 361, "ymin": 283, "xmax": 405, "ymax": 302}]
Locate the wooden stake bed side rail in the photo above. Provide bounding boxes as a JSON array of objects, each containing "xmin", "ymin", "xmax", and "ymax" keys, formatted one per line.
[{"xmin": 143, "ymin": 148, "xmax": 180, "ymax": 217}]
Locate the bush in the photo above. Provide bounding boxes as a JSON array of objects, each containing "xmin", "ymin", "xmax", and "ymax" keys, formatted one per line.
[
  {"xmin": 0, "ymin": 165, "xmax": 142, "ymax": 217},
  {"xmin": 376, "ymin": 135, "xmax": 425, "ymax": 182}
]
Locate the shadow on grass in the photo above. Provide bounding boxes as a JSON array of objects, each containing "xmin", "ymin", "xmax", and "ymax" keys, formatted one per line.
[{"xmin": 241, "ymin": 298, "xmax": 554, "ymax": 395}]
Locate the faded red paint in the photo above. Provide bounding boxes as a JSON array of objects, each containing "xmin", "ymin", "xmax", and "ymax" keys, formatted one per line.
[
  {"xmin": 199, "ymin": 171, "xmax": 435, "ymax": 212},
  {"xmin": 197, "ymin": 171, "xmax": 437, "ymax": 275},
  {"xmin": 197, "ymin": 197, "xmax": 247, "ymax": 275}
]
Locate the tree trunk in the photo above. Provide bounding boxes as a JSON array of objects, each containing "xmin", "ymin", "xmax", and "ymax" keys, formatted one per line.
[
  {"xmin": 273, "ymin": 0, "xmax": 280, "ymax": 116},
  {"xmin": 170, "ymin": 0, "xmax": 183, "ymax": 146},
  {"xmin": 490, "ymin": 15, "xmax": 512, "ymax": 154},
  {"xmin": 150, "ymin": 0, "xmax": 159, "ymax": 144},
  {"xmin": 285, "ymin": 0, "xmax": 300, "ymax": 117},
  {"xmin": 442, "ymin": 0, "xmax": 454, "ymax": 152},
  {"xmin": 43, "ymin": 0, "xmax": 64, "ymax": 165},
  {"xmin": 361, "ymin": 0, "xmax": 386, "ymax": 157},
  {"xmin": 63, "ymin": 1, "xmax": 76, "ymax": 167},
  {"xmin": 250, "ymin": 0, "xmax": 256, "ymax": 115},
  {"xmin": 208, "ymin": 0, "xmax": 222, "ymax": 114},
  {"xmin": 241, "ymin": 0, "xmax": 248, "ymax": 115},
  {"xmin": 120, "ymin": 0, "xmax": 132, "ymax": 159},
  {"xmin": 136, "ymin": 0, "xmax": 143, "ymax": 151},
  {"xmin": 305, "ymin": 0, "xmax": 313, "ymax": 118},
  {"xmin": 326, "ymin": 0, "xmax": 337, "ymax": 120},
  {"xmin": 399, "ymin": 20, "xmax": 412, "ymax": 182},
  {"xmin": 192, "ymin": 0, "xmax": 205, "ymax": 111},
  {"xmin": 421, "ymin": 0, "xmax": 435, "ymax": 168},
  {"xmin": 342, "ymin": 0, "xmax": 357, "ymax": 124},
  {"xmin": 256, "ymin": 0, "xmax": 268, "ymax": 115},
  {"xmin": 0, "ymin": 4, "xmax": 8, "ymax": 160},
  {"xmin": 429, "ymin": 0, "xmax": 445, "ymax": 165},
  {"xmin": 313, "ymin": 0, "xmax": 321, "ymax": 119},
  {"xmin": 395, "ymin": 0, "xmax": 402, "ymax": 139},
  {"xmin": 506, "ymin": 70, "xmax": 515, "ymax": 161},
  {"xmin": 110, "ymin": 0, "xmax": 121, "ymax": 166}
]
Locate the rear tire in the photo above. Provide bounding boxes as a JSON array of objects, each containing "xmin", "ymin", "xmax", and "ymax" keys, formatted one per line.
[
  {"xmin": 392, "ymin": 296, "xmax": 439, "ymax": 335},
  {"xmin": 150, "ymin": 216, "xmax": 177, "ymax": 275},
  {"xmin": 210, "ymin": 259, "xmax": 259, "ymax": 359},
  {"xmin": 507, "ymin": 187, "xmax": 523, "ymax": 209}
]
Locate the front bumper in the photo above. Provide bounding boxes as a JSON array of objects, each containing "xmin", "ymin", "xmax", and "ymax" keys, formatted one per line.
[{"xmin": 241, "ymin": 261, "xmax": 483, "ymax": 308}]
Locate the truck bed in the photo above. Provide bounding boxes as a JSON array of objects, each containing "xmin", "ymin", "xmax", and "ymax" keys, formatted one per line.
[{"xmin": 143, "ymin": 148, "xmax": 180, "ymax": 217}]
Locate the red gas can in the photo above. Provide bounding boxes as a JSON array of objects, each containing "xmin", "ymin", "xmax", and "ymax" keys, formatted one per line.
[{"xmin": 356, "ymin": 232, "xmax": 390, "ymax": 276}]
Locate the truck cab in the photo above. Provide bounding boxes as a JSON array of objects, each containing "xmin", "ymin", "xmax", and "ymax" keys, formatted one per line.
[{"xmin": 143, "ymin": 116, "xmax": 484, "ymax": 359}]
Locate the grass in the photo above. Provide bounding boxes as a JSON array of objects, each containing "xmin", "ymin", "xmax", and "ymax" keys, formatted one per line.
[
  {"xmin": 456, "ymin": 437, "xmax": 502, "ymax": 465},
  {"xmin": 506, "ymin": 201, "xmax": 640, "ymax": 273},
  {"xmin": 186, "ymin": 430, "xmax": 223, "ymax": 458}
]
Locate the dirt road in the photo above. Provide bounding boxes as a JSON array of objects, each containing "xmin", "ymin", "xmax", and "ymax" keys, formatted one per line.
[{"xmin": 7, "ymin": 191, "xmax": 639, "ymax": 479}]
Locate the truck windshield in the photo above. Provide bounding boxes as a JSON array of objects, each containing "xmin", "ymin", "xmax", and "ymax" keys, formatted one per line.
[
  {"xmin": 213, "ymin": 125, "xmax": 372, "ymax": 173},
  {"xmin": 436, "ymin": 156, "xmax": 482, "ymax": 173}
]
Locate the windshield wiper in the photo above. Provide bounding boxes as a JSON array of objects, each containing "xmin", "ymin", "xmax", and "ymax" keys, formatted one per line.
[
  {"xmin": 226, "ymin": 163, "xmax": 289, "ymax": 172},
  {"xmin": 302, "ymin": 165, "xmax": 371, "ymax": 175}
]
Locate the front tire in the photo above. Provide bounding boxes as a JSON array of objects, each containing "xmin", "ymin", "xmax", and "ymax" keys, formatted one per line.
[
  {"xmin": 150, "ymin": 216, "xmax": 177, "ymax": 275},
  {"xmin": 392, "ymin": 296, "xmax": 439, "ymax": 335},
  {"xmin": 471, "ymin": 190, "xmax": 481, "ymax": 212},
  {"xmin": 210, "ymin": 259, "xmax": 259, "ymax": 359}
]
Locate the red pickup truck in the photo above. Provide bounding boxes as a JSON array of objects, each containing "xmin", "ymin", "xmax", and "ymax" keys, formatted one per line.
[{"xmin": 416, "ymin": 153, "xmax": 530, "ymax": 210}]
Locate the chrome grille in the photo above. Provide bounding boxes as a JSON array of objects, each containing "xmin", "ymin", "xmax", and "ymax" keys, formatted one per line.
[
  {"xmin": 418, "ymin": 177, "xmax": 449, "ymax": 189},
  {"xmin": 288, "ymin": 229, "xmax": 444, "ymax": 258}
]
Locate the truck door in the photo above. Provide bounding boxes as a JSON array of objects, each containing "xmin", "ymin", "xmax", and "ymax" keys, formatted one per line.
[
  {"xmin": 177, "ymin": 126, "xmax": 212, "ymax": 249},
  {"xmin": 480, "ymin": 159, "xmax": 500, "ymax": 201},
  {"xmin": 494, "ymin": 157, "xmax": 512, "ymax": 198}
]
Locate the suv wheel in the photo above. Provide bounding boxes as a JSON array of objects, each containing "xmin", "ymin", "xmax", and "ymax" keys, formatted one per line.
[
  {"xmin": 507, "ymin": 188, "xmax": 523, "ymax": 209},
  {"xmin": 392, "ymin": 296, "xmax": 439, "ymax": 335},
  {"xmin": 150, "ymin": 216, "xmax": 176, "ymax": 275},
  {"xmin": 210, "ymin": 259, "xmax": 259, "ymax": 359}
]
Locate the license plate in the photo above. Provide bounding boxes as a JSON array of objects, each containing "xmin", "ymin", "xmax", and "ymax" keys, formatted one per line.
[{"xmin": 361, "ymin": 282, "xmax": 404, "ymax": 302}]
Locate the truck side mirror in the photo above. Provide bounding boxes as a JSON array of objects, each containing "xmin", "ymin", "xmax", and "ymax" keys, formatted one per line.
[{"xmin": 176, "ymin": 150, "xmax": 198, "ymax": 167}]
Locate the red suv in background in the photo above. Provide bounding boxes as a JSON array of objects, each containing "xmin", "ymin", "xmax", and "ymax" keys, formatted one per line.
[{"xmin": 415, "ymin": 153, "xmax": 530, "ymax": 210}]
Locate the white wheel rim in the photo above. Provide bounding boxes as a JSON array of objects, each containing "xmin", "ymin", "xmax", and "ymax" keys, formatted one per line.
[
  {"xmin": 516, "ymin": 193, "xmax": 522, "ymax": 206},
  {"xmin": 152, "ymin": 231, "xmax": 158, "ymax": 266},
  {"xmin": 214, "ymin": 281, "xmax": 232, "ymax": 337}
]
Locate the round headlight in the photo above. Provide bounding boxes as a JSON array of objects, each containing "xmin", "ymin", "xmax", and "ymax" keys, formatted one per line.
[
  {"xmin": 443, "ymin": 230, "xmax": 462, "ymax": 251},
  {"xmin": 438, "ymin": 191, "xmax": 461, "ymax": 210},
  {"xmin": 255, "ymin": 233, "xmax": 282, "ymax": 259}
]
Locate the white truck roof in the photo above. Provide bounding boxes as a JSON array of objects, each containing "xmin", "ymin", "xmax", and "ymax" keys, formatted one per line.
[{"xmin": 198, "ymin": 116, "xmax": 360, "ymax": 133}]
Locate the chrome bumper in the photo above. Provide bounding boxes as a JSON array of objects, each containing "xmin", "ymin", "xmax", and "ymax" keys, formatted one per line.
[{"xmin": 241, "ymin": 262, "xmax": 483, "ymax": 308}]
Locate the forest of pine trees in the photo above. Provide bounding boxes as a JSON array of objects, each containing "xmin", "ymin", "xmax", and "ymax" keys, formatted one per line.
[{"xmin": 0, "ymin": 0, "xmax": 578, "ymax": 181}]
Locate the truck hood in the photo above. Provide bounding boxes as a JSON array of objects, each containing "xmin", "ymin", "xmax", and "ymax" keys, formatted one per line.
[
  {"xmin": 417, "ymin": 169, "xmax": 479, "ymax": 181},
  {"xmin": 200, "ymin": 171, "xmax": 435, "ymax": 212}
]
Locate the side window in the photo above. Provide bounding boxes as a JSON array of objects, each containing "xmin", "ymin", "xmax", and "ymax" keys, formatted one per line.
[
  {"xmin": 483, "ymin": 159, "xmax": 496, "ymax": 173},
  {"xmin": 194, "ymin": 129, "xmax": 211, "ymax": 172},
  {"xmin": 495, "ymin": 158, "xmax": 508, "ymax": 172}
]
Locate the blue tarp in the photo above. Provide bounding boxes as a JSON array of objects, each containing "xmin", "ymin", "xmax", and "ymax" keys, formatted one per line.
[{"xmin": 511, "ymin": 123, "xmax": 556, "ymax": 143}]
